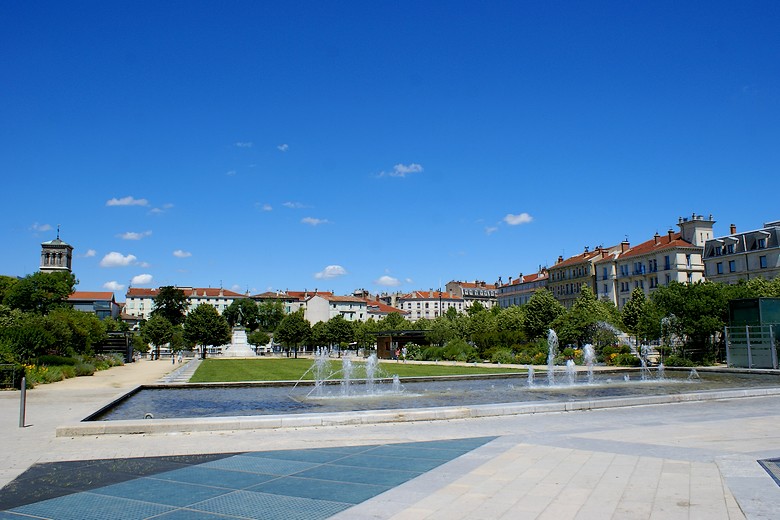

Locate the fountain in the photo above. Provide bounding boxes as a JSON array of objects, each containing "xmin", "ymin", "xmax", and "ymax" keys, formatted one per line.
[
  {"xmin": 583, "ymin": 344, "xmax": 596, "ymax": 384},
  {"xmin": 527, "ymin": 365, "xmax": 535, "ymax": 387},
  {"xmin": 547, "ymin": 329, "xmax": 558, "ymax": 386},
  {"xmin": 565, "ymin": 359, "xmax": 576, "ymax": 385},
  {"xmin": 639, "ymin": 345, "xmax": 653, "ymax": 381},
  {"xmin": 657, "ymin": 363, "xmax": 665, "ymax": 380}
]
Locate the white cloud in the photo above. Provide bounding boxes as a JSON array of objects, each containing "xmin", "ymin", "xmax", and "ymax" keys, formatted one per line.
[
  {"xmin": 226, "ymin": 170, "xmax": 237, "ymax": 176},
  {"xmin": 302, "ymin": 217, "xmax": 329, "ymax": 226},
  {"xmin": 106, "ymin": 196, "xmax": 149, "ymax": 207},
  {"xmin": 375, "ymin": 275, "xmax": 401, "ymax": 287},
  {"xmin": 118, "ymin": 230, "xmax": 152, "ymax": 240},
  {"xmin": 84, "ymin": 249, "xmax": 96, "ymax": 257},
  {"xmin": 138, "ymin": 261, "xmax": 151, "ymax": 268},
  {"xmin": 99, "ymin": 252, "xmax": 137, "ymax": 267},
  {"xmin": 315, "ymin": 265, "xmax": 348, "ymax": 279},
  {"xmin": 30, "ymin": 222, "xmax": 52, "ymax": 232},
  {"xmin": 503, "ymin": 212, "xmax": 533, "ymax": 226},
  {"xmin": 404, "ymin": 278, "xmax": 414, "ymax": 284},
  {"xmin": 261, "ymin": 204, "xmax": 273, "ymax": 211},
  {"xmin": 485, "ymin": 226, "xmax": 498, "ymax": 235},
  {"xmin": 235, "ymin": 141, "xmax": 253, "ymax": 148},
  {"xmin": 131, "ymin": 274, "xmax": 153, "ymax": 285},
  {"xmin": 102, "ymin": 281, "xmax": 125, "ymax": 291},
  {"xmin": 173, "ymin": 249, "xmax": 192, "ymax": 258},
  {"xmin": 277, "ymin": 143, "xmax": 289, "ymax": 152},
  {"xmin": 378, "ymin": 163, "xmax": 423, "ymax": 178},
  {"xmin": 283, "ymin": 201, "xmax": 306, "ymax": 209}
]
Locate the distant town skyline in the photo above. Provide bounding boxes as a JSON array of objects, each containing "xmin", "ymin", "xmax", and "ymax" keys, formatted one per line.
[{"xmin": 2, "ymin": 2, "xmax": 779, "ymax": 300}]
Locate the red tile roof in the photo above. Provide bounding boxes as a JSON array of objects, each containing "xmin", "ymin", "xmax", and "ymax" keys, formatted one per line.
[
  {"xmin": 617, "ymin": 232, "xmax": 697, "ymax": 259},
  {"xmin": 457, "ymin": 281, "xmax": 497, "ymax": 289},
  {"xmin": 126, "ymin": 287, "xmax": 245, "ymax": 298},
  {"xmin": 400, "ymin": 291, "xmax": 464, "ymax": 301},
  {"xmin": 366, "ymin": 299, "xmax": 407, "ymax": 315},
  {"xmin": 68, "ymin": 291, "xmax": 116, "ymax": 302},
  {"xmin": 311, "ymin": 294, "xmax": 366, "ymax": 304},
  {"xmin": 551, "ymin": 245, "xmax": 620, "ymax": 269}
]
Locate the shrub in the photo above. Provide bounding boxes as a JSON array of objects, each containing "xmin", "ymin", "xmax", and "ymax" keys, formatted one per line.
[
  {"xmin": 420, "ymin": 346, "xmax": 444, "ymax": 361},
  {"xmin": 663, "ymin": 355, "xmax": 695, "ymax": 367},
  {"xmin": 60, "ymin": 365, "xmax": 76, "ymax": 379},
  {"xmin": 490, "ymin": 348, "xmax": 516, "ymax": 365},
  {"xmin": 443, "ymin": 339, "xmax": 477, "ymax": 362},
  {"xmin": 37, "ymin": 355, "xmax": 77, "ymax": 366},
  {"xmin": 613, "ymin": 353, "xmax": 640, "ymax": 367},
  {"xmin": 74, "ymin": 362, "xmax": 96, "ymax": 376}
]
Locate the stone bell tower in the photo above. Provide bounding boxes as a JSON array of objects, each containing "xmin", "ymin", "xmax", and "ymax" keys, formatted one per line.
[{"xmin": 39, "ymin": 225, "xmax": 73, "ymax": 274}]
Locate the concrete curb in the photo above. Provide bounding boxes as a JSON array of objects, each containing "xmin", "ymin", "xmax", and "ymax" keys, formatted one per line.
[{"xmin": 55, "ymin": 386, "xmax": 780, "ymax": 437}]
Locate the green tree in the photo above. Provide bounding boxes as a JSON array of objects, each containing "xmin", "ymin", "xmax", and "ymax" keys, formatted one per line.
[
  {"xmin": 183, "ymin": 304, "xmax": 231, "ymax": 359},
  {"xmin": 496, "ymin": 305, "xmax": 526, "ymax": 347},
  {"xmin": 0, "ymin": 275, "xmax": 18, "ymax": 304},
  {"xmin": 247, "ymin": 330, "xmax": 271, "ymax": 350},
  {"xmin": 467, "ymin": 301, "xmax": 486, "ymax": 316},
  {"xmin": 47, "ymin": 307, "xmax": 107, "ymax": 357},
  {"xmin": 553, "ymin": 285, "xmax": 609, "ymax": 346},
  {"xmin": 257, "ymin": 300, "xmax": 286, "ymax": 331},
  {"xmin": 650, "ymin": 281, "xmax": 730, "ymax": 361},
  {"xmin": 274, "ymin": 309, "xmax": 311, "ymax": 355},
  {"xmin": 223, "ymin": 298, "xmax": 260, "ymax": 330},
  {"xmin": 309, "ymin": 320, "xmax": 329, "ymax": 348},
  {"xmin": 0, "ymin": 312, "xmax": 57, "ymax": 362},
  {"xmin": 377, "ymin": 312, "xmax": 407, "ymax": 330},
  {"xmin": 3, "ymin": 271, "xmax": 77, "ymax": 314},
  {"xmin": 141, "ymin": 314, "xmax": 175, "ymax": 360},
  {"xmin": 353, "ymin": 319, "xmax": 378, "ymax": 352},
  {"xmin": 326, "ymin": 315, "xmax": 354, "ymax": 348},
  {"xmin": 151, "ymin": 286, "xmax": 188, "ymax": 326},
  {"xmin": 426, "ymin": 316, "xmax": 458, "ymax": 346},
  {"xmin": 522, "ymin": 289, "xmax": 565, "ymax": 340},
  {"xmin": 621, "ymin": 288, "xmax": 647, "ymax": 346}
]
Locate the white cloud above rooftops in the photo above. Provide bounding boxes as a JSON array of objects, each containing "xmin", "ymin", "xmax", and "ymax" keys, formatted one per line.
[
  {"xmin": 99, "ymin": 252, "xmax": 137, "ymax": 267},
  {"xmin": 315, "ymin": 265, "xmax": 347, "ymax": 279},
  {"xmin": 131, "ymin": 274, "xmax": 153, "ymax": 285}
]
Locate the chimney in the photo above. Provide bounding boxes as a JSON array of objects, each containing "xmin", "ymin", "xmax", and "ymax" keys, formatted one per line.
[
  {"xmin": 730, "ymin": 224, "xmax": 736, "ymax": 235},
  {"xmin": 508, "ymin": 276, "xmax": 512, "ymax": 284},
  {"xmin": 584, "ymin": 245, "xmax": 589, "ymax": 253},
  {"xmin": 654, "ymin": 232, "xmax": 660, "ymax": 245},
  {"xmin": 557, "ymin": 255, "xmax": 564, "ymax": 264},
  {"xmin": 667, "ymin": 229, "xmax": 674, "ymax": 240},
  {"xmin": 620, "ymin": 240, "xmax": 630, "ymax": 253}
]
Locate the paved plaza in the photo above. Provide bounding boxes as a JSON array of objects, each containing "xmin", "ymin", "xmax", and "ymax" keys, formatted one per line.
[{"xmin": 1, "ymin": 359, "xmax": 780, "ymax": 519}]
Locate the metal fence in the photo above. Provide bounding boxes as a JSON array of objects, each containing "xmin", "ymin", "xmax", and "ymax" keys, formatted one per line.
[
  {"xmin": 0, "ymin": 364, "xmax": 20, "ymax": 389},
  {"xmin": 724, "ymin": 325, "xmax": 778, "ymax": 369}
]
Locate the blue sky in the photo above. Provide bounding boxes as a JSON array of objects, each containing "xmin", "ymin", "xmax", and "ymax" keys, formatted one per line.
[{"xmin": 2, "ymin": 1, "xmax": 779, "ymax": 301}]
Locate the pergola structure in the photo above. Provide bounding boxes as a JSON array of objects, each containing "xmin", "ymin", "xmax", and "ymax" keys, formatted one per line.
[{"xmin": 373, "ymin": 330, "xmax": 431, "ymax": 359}]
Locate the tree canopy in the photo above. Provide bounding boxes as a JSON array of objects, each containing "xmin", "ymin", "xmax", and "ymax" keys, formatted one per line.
[
  {"xmin": 151, "ymin": 286, "xmax": 188, "ymax": 326},
  {"xmin": 183, "ymin": 304, "xmax": 231, "ymax": 357},
  {"xmin": 3, "ymin": 271, "xmax": 77, "ymax": 314}
]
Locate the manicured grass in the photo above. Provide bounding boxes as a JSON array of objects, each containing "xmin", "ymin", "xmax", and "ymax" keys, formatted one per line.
[{"xmin": 189, "ymin": 358, "xmax": 524, "ymax": 383}]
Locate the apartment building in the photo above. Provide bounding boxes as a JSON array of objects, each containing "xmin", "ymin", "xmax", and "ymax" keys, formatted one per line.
[
  {"xmin": 396, "ymin": 290, "xmax": 464, "ymax": 321},
  {"xmin": 703, "ymin": 220, "xmax": 780, "ymax": 284},
  {"xmin": 548, "ymin": 245, "xmax": 620, "ymax": 308},
  {"xmin": 124, "ymin": 286, "xmax": 246, "ymax": 320},
  {"xmin": 445, "ymin": 280, "xmax": 498, "ymax": 310},
  {"xmin": 596, "ymin": 214, "xmax": 713, "ymax": 308},
  {"xmin": 305, "ymin": 294, "xmax": 367, "ymax": 324},
  {"xmin": 496, "ymin": 269, "xmax": 549, "ymax": 308}
]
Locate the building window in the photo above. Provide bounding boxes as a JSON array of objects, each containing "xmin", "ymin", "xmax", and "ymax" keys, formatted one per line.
[
  {"xmin": 716, "ymin": 262, "xmax": 723, "ymax": 275},
  {"xmin": 664, "ymin": 256, "xmax": 671, "ymax": 270},
  {"xmin": 603, "ymin": 284, "xmax": 608, "ymax": 294},
  {"xmin": 715, "ymin": 246, "xmax": 722, "ymax": 256},
  {"xmin": 726, "ymin": 244, "xmax": 734, "ymax": 254},
  {"xmin": 729, "ymin": 260, "xmax": 736, "ymax": 272},
  {"xmin": 758, "ymin": 238, "xmax": 767, "ymax": 249},
  {"xmin": 760, "ymin": 255, "xmax": 768, "ymax": 269}
]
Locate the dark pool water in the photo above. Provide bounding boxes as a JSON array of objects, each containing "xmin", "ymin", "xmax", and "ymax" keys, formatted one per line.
[{"xmin": 87, "ymin": 370, "xmax": 780, "ymax": 421}]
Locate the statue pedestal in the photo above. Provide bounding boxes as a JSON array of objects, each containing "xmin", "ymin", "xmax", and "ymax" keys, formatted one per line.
[{"xmin": 221, "ymin": 328, "xmax": 256, "ymax": 357}]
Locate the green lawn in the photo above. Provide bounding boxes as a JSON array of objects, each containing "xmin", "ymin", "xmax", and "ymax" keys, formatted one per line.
[{"xmin": 189, "ymin": 358, "xmax": 524, "ymax": 383}]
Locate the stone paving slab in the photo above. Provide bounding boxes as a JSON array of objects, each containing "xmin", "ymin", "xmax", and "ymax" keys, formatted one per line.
[{"xmin": 2, "ymin": 362, "xmax": 780, "ymax": 519}]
